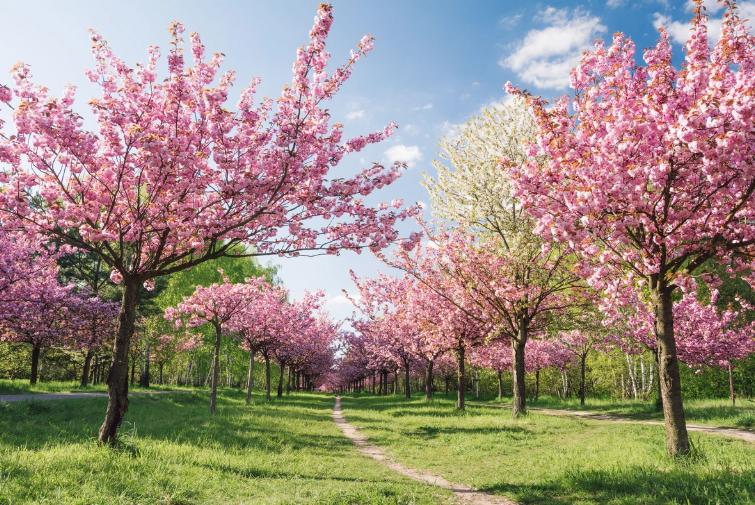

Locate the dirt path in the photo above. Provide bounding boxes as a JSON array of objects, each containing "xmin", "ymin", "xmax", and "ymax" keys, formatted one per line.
[
  {"xmin": 0, "ymin": 390, "xmax": 187, "ymax": 403},
  {"xmin": 479, "ymin": 403, "xmax": 755, "ymax": 444},
  {"xmin": 332, "ymin": 396, "xmax": 515, "ymax": 505}
]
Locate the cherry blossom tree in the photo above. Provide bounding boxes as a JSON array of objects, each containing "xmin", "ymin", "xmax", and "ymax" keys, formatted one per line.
[
  {"xmin": 0, "ymin": 5, "xmax": 418, "ymax": 444},
  {"xmin": 0, "ymin": 279, "xmax": 74, "ymax": 384},
  {"xmin": 507, "ymin": 2, "xmax": 755, "ymax": 454},
  {"xmin": 66, "ymin": 291, "xmax": 120, "ymax": 387},
  {"xmin": 166, "ymin": 270, "xmax": 267, "ymax": 413},
  {"xmin": 385, "ymin": 226, "xmax": 581, "ymax": 415},
  {"xmin": 225, "ymin": 282, "xmax": 287, "ymax": 404}
]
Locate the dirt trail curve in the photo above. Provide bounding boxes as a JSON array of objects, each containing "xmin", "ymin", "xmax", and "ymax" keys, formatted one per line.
[
  {"xmin": 0, "ymin": 390, "xmax": 187, "ymax": 403},
  {"xmin": 480, "ymin": 403, "xmax": 755, "ymax": 444},
  {"xmin": 332, "ymin": 396, "xmax": 515, "ymax": 505}
]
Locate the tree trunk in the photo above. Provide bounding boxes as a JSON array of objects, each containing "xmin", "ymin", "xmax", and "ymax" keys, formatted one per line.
[
  {"xmin": 159, "ymin": 363, "xmax": 164, "ymax": 385},
  {"xmin": 457, "ymin": 346, "xmax": 465, "ymax": 411},
  {"xmin": 580, "ymin": 353, "xmax": 587, "ymax": 406},
  {"xmin": 92, "ymin": 355, "xmax": 99, "ymax": 385},
  {"xmin": 286, "ymin": 366, "xmax": 292, "ymax": 395},
  {"xmin": 497, "ymin": 371, "xmax": 503, "ymax": 400},
  {"xmin": 246, "ymin": 351, "xmax": 255, "ymax": 405},
  {"xmin": 512, "ymin": 323, "xmax": 527, "ymax": 417},
  {"xmin": 405, "ymin": 359, "xmax": 411, "ymax": 398},
  {"xmin": 209, "ymin": 321, "xmax": 222, "ymax": 414},
  {"xmin": 394, "ymin": 368, "xmax": 399, "ymax": 395},
  {"xmin": 264, "ymin": 354, "xmax": 271, "ymax": 400},
  {"xmin": 277, "ymin": 360, "xmax": 285, "ymax": 398},
  {"xmin": 372, "ymin": 371, "xmax": 376, "ymax": 394},
  {"xmin": 30, "ymin": 345, "xmax": 41, "ymax": 385},
  {"xmin": 651, "ymin": 282, "xmax": 690, "ymax": 456},
  {"xmin": 425, "ymin": 360, "xmax": 434, "ymax": 400},
  {"xmin": 139, "ymin": 338, "xmax": 150, "ymax": 388},
  {"xmin": 445, "ymin": 377, "xmax": 450, "ymax": 396},
  {"xmin": 81, "ymin": 348, "xmax": 94, "ymax": 387},
  {"xmin": 535, "ymin": 369, "xmax": 540, "ymax": 401},
  {"xmin": 654, "ymin": 349, "xmax": 664, "ymax": 410},
  {"xmin": 729, "ymin": 364, "xmax": 735, "ymax": 406},
  {"xmin": 98, "ymin": 280, "xmax": 139, "ymax": 445}
]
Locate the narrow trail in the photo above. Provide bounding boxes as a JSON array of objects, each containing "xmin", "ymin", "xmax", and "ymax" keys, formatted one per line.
[
  {"xmin": 332, "ymin": 396, "xmax": 515, "ymax": 505},
  {"xmin": 0, "ymin": 390, "xmax": 188, "ymax": 403},
  {"xmin": 479, "ymin": 403, "xmax": 755, "ymax": 444}
]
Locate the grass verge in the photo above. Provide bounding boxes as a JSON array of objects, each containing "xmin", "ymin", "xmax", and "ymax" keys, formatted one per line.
[
  {"xmin": 0, "ymin": 389, "xmax": 449, "ymax": 504},
  {"xmin": 341, "ymin": 392, "xmax": 755, "ymax": 505},
  {"xmin": 0, "ymin": 379, "xmax": 196, "ymax": 396}
]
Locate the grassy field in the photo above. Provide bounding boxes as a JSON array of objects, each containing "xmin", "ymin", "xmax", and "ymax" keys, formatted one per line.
[
  {"xmin": 481, "ymin": 394, "xmax": 755, "ymax": 429},
  {"xmin": 340, "ymin": 393, "xmax": 755, "ymax": 505},
  {"xmin": 0, "ymin": 389, "xmax": 450, "ymax": 504},
  {"xmin": 0, "ymin": 379, "xmax": 197, "ymax": 396}
]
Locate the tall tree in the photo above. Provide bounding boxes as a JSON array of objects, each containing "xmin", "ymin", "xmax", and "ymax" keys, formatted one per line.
[
  {"xmin": 507, "ymin": 2, "xmax": 755, "ymax": 454},
  {"xmin": 0, "ymin": 6, "xmax": 417, "ymax": 444}
]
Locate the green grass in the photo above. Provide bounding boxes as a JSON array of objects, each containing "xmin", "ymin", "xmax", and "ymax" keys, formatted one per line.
[
  {"xmin": 482, "ymin": 394, "xmax": 755, "ymax": 429},
  {"xmin": 341, "ymin": 392, "xmax": 755, "ymax": 505},
  {"xmin": 0, "ymin": 389, "xmax": 450, "ymax": 504},
  {"xmin": 0, "ymin": 379, "xmax": 198, "ymax": 396}
]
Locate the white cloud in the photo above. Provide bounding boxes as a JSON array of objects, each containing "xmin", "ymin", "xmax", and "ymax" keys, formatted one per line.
[
  {"xmin": 346, "ymin": 110, "xmax": 365, "ymax": 120},
  {"xmin": 461, "ymin": 93, "xmax": 471, "ymax": 99},
  {"xmin": 472, "ymin": 81, "xmax": 480, "ymax": 87},
  {"xmin": 685, "ymin": 0, "xmax": 723, "ymax": 14},
  {"xmin": 500, "ymin": 6, "xmax": 607, "ymax": 90},
  {"xmin": 417, "ymin": 200, "xmax": 428, "ymax": 210},
  {"xmin": 652, "ymin": 2, "xmax": 755, "ymax": 46},
  {"xmin": 326, "ymin": 294, "xmax": 358, "ymax": 306},
  {"xmin": 606, "ymin": 0, "xmax": 626, "ymax": 8},
  {"xmin": 383, "ymin": 144, "xmax": 423, "ymax": 168},
  {"xmin": 412, "ymin": 103, "xmax": 434, "ymax": 111},
  {"xmin": 402, "ymin": 124, "xmax": 420, "ymax": 135},
  {"xmin": 499, "ymin": 14, "xmax": 522, "ymax": 29}
]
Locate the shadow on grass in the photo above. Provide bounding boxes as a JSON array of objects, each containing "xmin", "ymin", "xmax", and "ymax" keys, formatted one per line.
[
  {"xmin": 0, "ymin": 390, "xmax": 344, "ymax": 453},
  {"xmin": 484, "ymin": 465, "xmax": 755, "ymax": 505}
]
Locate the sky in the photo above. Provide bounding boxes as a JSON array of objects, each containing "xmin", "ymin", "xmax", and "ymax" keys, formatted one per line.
[{"xmin": 0, "ymin": 0, "xmax": 751, "ymax": 325}]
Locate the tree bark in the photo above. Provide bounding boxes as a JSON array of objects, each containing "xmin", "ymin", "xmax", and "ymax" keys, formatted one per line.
[
  {"xmin": 286, "ymin": 366, "xmax": 292, "ymax": 395},
  {"xmin": 98, "ymin": 280, "xmax": 139, "ymax": 445},
  {"xmin": 246, "ymin": 351, "xmax": 255, "ymax": 405},
  {"xmin": 425, "ymin": 360, "xmax": 434, "ymax": 400},
  {"xmin": 159, "ymin": 363, "xmax": 164, "ymax": 385},
  {"xmin": 81, "ymin": 348, "xmax": 94, "ymax": 387},
  {"xmin": 654, "ymin": 349, "xmax": 664, "ymax": 410},
  {"xmin": 512, "ymin": 323, "xmax": 527, "ymax": 417},
  {"xmin": 394, "ymin": 368, "xmax": 399, "ymax": 395},
  {"xmin": 535, "ymin": 369, "xmax": 540, "ymax": 401},
  {"xmin": 497, "ymin": 371, "xmax": 503, "ymax": 400},
  {"xmin": 30, "ymin": 345, "xmax": 41, "ymax": 385},
  {"xmin": 580, "ymin": 353, "xmax": 587, "ymax": 406},
  {"xmin": 209, "ymin": 321, "xmax": 222, "ymax": 414},
  {"xmin": 729, "ymin": 363, "xmax": 735, "ymax": 406},
  {"xmin": 651, "ymin": 282, "xmax": 690, "ymax": 456},
  {"xmin": 457, "ymin": 346, "xmax": 466, "ymax": 411}
]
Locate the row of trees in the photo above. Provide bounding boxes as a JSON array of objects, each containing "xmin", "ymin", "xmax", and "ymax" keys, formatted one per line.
[
  {"xmin": 0, "ymin": 4, "xmax": 418, "ymax": 444},
  {"xmin": 328, "ymin": 1, "xmax": 755, "ymax": 457}
]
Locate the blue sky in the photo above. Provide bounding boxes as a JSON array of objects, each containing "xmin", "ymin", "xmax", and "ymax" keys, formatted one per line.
[{"xmin": 0, "ymin": 0, "xmax": 749, "ymax": 324}]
